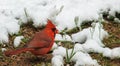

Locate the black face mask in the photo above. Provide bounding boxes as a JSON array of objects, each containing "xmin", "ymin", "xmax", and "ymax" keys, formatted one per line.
[{"xmin": 51, "ymin": 28, "xmax": 57, "ymax": 37}]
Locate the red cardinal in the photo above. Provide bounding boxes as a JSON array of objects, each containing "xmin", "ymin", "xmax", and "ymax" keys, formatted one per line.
[{"xmin": 4, "ymin": 19, "xmax": 58, "ymax": 56}]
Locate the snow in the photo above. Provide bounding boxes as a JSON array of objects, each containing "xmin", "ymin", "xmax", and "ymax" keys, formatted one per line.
[
  {"xmin": 114, "ymin": 18, "xmax": 120, "ymax": 23},
  {"xmin": 27, "ymin": 5, "xmax": 58, "ymax": 27},
  {"xmin": 0, "ymin": 14, "xmax": 20, "ymax": 43},
  {"xmin": 51, "ymin": 43, "xmax": 58, "ymax": 51},
  {"xmin": 0, "ymin": 0, "xmax": 120, "ymax": 66},
  {"xmin": 103, "ymin": 47, "xmax": 120, "ymax": 59},
  {"xmin": 55, "ymin": 34, "xmax": 72, "ymax": 41},
  {"xmin": 13, "ymin": 36, "xmax": 24, "ymax": 47},
  {"xmin": 83, "ymin": 39, "xmax": 104, "ymax": 53},
  {"xmin": 55, "ymin": 34, "xmax": 63, "ymax": 41},
  {"xmin": 52, "ymin": 46, "xmax": 65, "ymax": 66},
  {"xmin": 72, "ymin": 30, "xmax": 87, "ymax": 43},
  {"xmin": 1, "ymin": 48, "xmax": 7, "ymax": 52},
  {"xmin": 74, "ymin": 43, "xmax": 86, "ymax": 52},
  {"xmin": 52, "ymin": 46, "xmax": 66, "ymax": 57},
  {"xmin": 73, "ymin": 52, "xmax": 100, "ymax": 66},
  {"xmin": 102, "ymin": 47, "xmax": 112, "ymax": 58},
  {"xmin": 52, "ymin": 55, "xmax": 64, "ymax": 66},
  {"xmin": 0, "ymin": 27, "xmax": 8, "ymax": 44},
  {"xmin": 111, "ymin": 47, "xmax": 120, "ymax": 59}
]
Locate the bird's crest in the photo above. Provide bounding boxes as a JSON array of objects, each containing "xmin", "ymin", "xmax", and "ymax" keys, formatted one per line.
[{"xmin": 46, "ymin": 19, "xmax": 56, "ymax": 28}]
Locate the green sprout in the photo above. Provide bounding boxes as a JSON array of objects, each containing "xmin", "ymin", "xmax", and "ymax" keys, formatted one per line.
[
  {"xmin": 98, "ymin": 14, "xmax": 104, "ymax": 39},
  {"xmin": 0, "ymin": 46, "xmax": 2, "ymax": 56},
  {"xmin": 65, "ymin": 48, "xmax": 76, "ymax": 64},
  {"xmin": 24, "ymin": 8, "xmax": 29, "ymax": 19},
  {"xmin": 74, "ymin": 16, "xmax": 80, "ymax": 31},
  {"xmin": 108, "ymin": 15, "xmax": 115, "ymax": 21},
  {"xmin": 74, "ymin": 16, "xmax": 79, "ymax": 25},
  {"xmin": 24, "ymin": 8, "xmax": 32, "ymax": 23},
  {"xmin": 21, "ymin": 38, "xmax": 29, "ymax": 43},
  {"xmin": 56, "ymin": 5, "xmax": 64, "ymax": 16},
  {"xmin": 90, "ymin": 24, "xmax": 95, "ymax": 39},
  {"xmin": 90, "ymin": 14, "xmax": 104, "ymax": 39}
]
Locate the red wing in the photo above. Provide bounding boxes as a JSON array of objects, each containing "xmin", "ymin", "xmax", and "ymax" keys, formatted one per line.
[{"xmin": 27, "ymin": 32, "xmax": 52, "ymax": 49}]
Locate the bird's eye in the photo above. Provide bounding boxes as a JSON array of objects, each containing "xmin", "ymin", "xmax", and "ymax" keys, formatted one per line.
[{"xmin": 51, "ymin": 28, "xmax": 56, "ymax": 32}]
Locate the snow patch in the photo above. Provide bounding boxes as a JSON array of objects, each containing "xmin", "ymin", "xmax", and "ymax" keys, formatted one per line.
[
  {"xmin": 52, "ymin": 46, "xmax": 66, "ymax": 57},
  {"xmin": 13, "ymin": 36, "xmax": 24, "ymax": 47},
  {"xmin": 73, "ymin": 52, "xmax": 100, "ymax": 66},
  {"xmin": 55, "ymin": 34, "xmax": 72, "ymax": 41},
  {"xmin": 83, "ymin": 39, "xmax": 104, "ymax": 53},
  {"xmin": 52, "ymin": 55, "xmax": 64, "ymax": 66},
  {"xmin": 1, "ymin": 48, "xmax": 7, "ymax": 52}
]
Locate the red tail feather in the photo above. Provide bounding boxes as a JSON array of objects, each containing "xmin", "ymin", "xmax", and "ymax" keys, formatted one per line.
[{"xmin": 4, "ymin": 48, "xmax": 34, "ymax": 56}]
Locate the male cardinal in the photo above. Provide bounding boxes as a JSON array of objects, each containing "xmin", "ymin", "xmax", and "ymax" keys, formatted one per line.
[{"xmin": 4, "ymin": 19, "xmax": 58, "ymax": 56}]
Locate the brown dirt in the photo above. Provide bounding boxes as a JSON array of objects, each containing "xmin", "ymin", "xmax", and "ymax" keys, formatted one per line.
[{"xmin": 103, "ymin": 21, "xmax": 120, "ymax": 48}]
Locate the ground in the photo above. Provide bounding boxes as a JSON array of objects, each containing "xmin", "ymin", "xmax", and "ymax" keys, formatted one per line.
[{"xmin": 0, "ymin": 20, "xmax": 120, "ymax": 66}]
